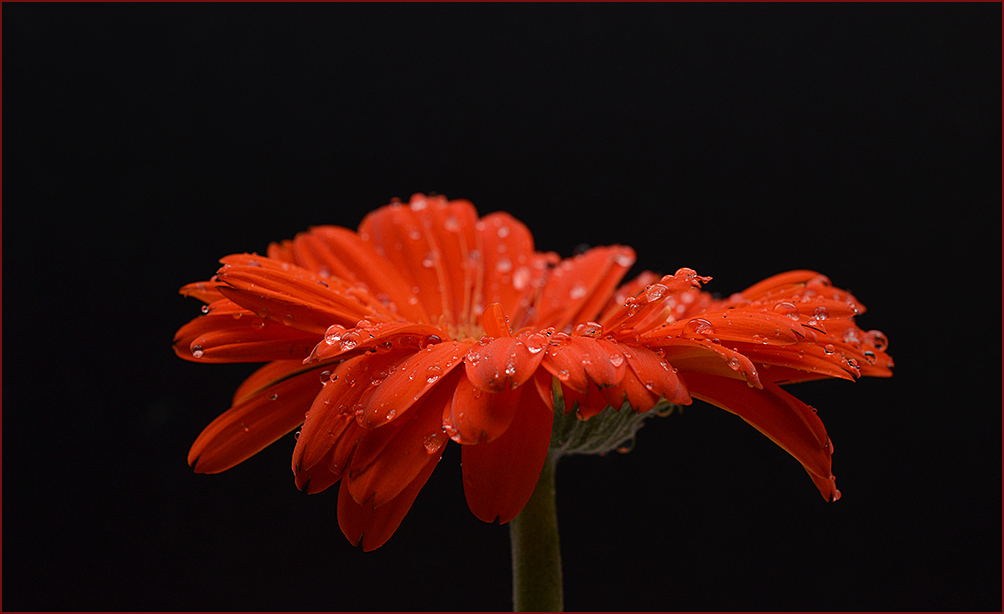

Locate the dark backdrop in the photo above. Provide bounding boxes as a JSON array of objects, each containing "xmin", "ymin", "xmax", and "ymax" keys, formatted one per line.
[{"xmin": 3, "ymin": 4, "xmax": 999, "ymax": 612}]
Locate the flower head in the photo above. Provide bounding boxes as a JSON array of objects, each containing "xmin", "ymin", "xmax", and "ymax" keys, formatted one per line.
[{"xmin": 175, "ymin": 193, "xmax": 893, "ymax": 550}]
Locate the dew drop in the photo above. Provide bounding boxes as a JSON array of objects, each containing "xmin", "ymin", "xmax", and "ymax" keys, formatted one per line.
[
  {"xmin": 283, "ymin": 313, "xmax": 294, "ymax": 326},
  {"xmin": 320, "ymin": 370, "xmax": 332, "ymax": 385},
  {"xmin": 866, "ymin": 329, "xmax": 889, "ymax": 351},
  {"xmin": 497, "ymin": 226, "xmax": 510, "ymax": 238},
  {"xmin": 422, "ymin": 253, "xmax": 436, "ymax": 268},
  {"xmin": 812, "ymin": 306, "xmax": 829, "ymax": 321},
  {"xmin": 681, "ymin": 318, "xmax": 715, "ymax": 338},
  {"xmin": 823, "ymin": 344, "xmax": 835, "ymax": 354},
  {"xmin": 863, "ymin": 350, "xmax": 877, "ymax": 364},
  {"xmin": 773, "ymin": 302, "xmax": 800, "ymax": 321},
  {"xmin": 495, "ymin": 257, "xmax": 513, "ymax": 273},
  {"xmin": 324, "ymin": 325, "xmax": 347, "ymax": 345},
  {"xmin": 727, "ymin": 357, "xmax": 742, "ymax": 371},
  {"xmin": 425, "ymin": 365, "xmax": 444, "ymax": 383},
  {"xmin": 269, "ymin": 394, "xmax": 278, "ymax": 401},
  {"xmin": 557, "ymin": 369, "xmax": 571, "ymax": 381},
  {"xmin": 294, "ymin": 430, "xmax": 301, "ymax": 440},
  {"xmin": 191, "ymin": 345, "xmax": 204, "ymax": 358},
  {"xmin": 504, "ymin": 362, "xmax": 517, "ymax": 376},
  {"xmin": 524, "ymin": 333, "xmax": 547, "ymax": 354},
  {"xmin": 609, "ymin": 353, "xmax": 625, "ymax": 367},
  {"xmin": 423, "ymin": 432, "xmax": 446, "ymax": 453},
  {"xmin": 644, "ymin": 283, "xmax": 668, "ymax": 302},
  {"xmin": 201, "ymin": 305, "xmax": 210, "ymax": 314},
  {"xmin": 569, "ymin": 283, "xmax": 588, "ymax": 300}
]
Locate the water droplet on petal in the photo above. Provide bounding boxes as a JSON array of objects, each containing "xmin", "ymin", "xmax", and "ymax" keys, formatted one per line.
[
  {"xmin": 557, "ymin": 369, "xmax": 571, "ymax": 381},
  {"xmin": 813, "ymin": 306, "xmax": 829, "ymax": 321},
  {"xmin": 727, "ymin": 357, "xmax": 742, "ymax": 371},
  {"xmin": 191, "ymin": 345, "xmax": 204, "ymax": 358},
  {"xmin": 525, "ymin": 333, "xmax": 547, "ymax": 354},
  {"xmin": 866, "ymin": 329, "xmax": 889, "ymax": 351},
  {"xmin": 823, "ymin": 344, "xmax": 835, "ymax": 354},
  {"xmin": 609, "ymin": 353, "xmax": 624, "ymax": 367},
  {"xmin": 425, "ymin": 365, "xmax": 444, "ymax": 383},
  {"xmin": 774, "ymin": 302, "xmax": 800, "ymax": 320},
  {"xmin": 644, "ymin": 283, "xmax": 668, "ymax": 302},
  {"xmin": 497, "ymin": 226, "xmax": 510, "ymax": 238},
  {"xmin": 324, "ymin": 324, "xmax": 347, "ymax": 345},
  {"xmin": 682, "ymin": 318, "xmax": 715, "ymax": 338},
  {"xmin": 495, "ymin": 257, "xmax": 513, "ymax": 273},
  {"xmin": 201, "ymin": 304, "xmax": 210, "ymax": 314}
]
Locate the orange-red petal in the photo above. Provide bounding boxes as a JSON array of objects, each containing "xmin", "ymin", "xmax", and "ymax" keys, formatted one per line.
[
  {"xmin": 445, "ymin": 376, "xmax": 522, "ymax": 444},
  {"xmin": 357, "ymin": 341, "xmax": 470, "ymax": 428},
  {"xmin": 684, "ymin": 373, "xmax": 839, "ymax": 502},
  {"xmin": 461, "ymin": 384, "xmax": 554, "ymax": 523},
  {"xmin": 464, "ymin": 332, "xmax": 547, "ymax": 393},
  {"xmin": 346, "ymin": 380, "xmax": 452, "ymax": 506},
  {"xmin": 337, "ymin": 451, "xmax": 441, "ymax": 552},
  {"xmin": 188, "ymin": 365, "xmax": 323, "ymax": 474}
]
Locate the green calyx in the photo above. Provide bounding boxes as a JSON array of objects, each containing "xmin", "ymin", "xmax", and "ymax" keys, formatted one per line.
[{"xmin": 548, "ymin": 382, "xmax": 682, "ymax": 457}]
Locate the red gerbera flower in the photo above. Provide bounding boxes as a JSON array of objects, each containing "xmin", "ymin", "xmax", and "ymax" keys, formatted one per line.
[{"xmin": 175, "ymin": 193, "xmax": 893, "ymax": 551}]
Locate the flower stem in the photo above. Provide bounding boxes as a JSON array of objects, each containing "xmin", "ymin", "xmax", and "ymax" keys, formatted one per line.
[{"xmin": 510, "ymin": 451, "xmax": 563, "ymax": 612}]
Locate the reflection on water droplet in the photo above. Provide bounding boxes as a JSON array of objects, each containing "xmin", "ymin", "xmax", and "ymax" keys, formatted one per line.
[
  {"xmin": 557, "ymin": 369, "xmax": 571, "ymax": 381},
  {"xmin": 569, "ymin": 283, "xmax": 588, "ymax": 300},
  {"xmin": 609, "ymin": 353, "xmax": 624, "ymax": 367},
  {"xmin": 866, "ymin": 329, "xmax": 889, "ymax": 351},
  {"xmin": 813, "ymin": 306, "xmax": 829, "ymax": 320},
  {"xmin": 682, "ymin": 318, "xmax": 715, "ymax": 338},
  {"xmin": 425, "ymin": 365, "xmax": 443, "ymax": 383},
  {"xmin": 525, "ymin": 333, "xmax": 547, "ymax": 354},
  {"xmin": 727, "ymin": 357, "xmax": 742, "ymax": 371},
  {"xmin": 774, "ymin": 302, "xmax": 800, "ymax": 320},
  {"xmin": 191, "ymin": 345, "xmax": 204, "ymax": 358},
  {"xmin": 201, "ymin": 305, "xmax": 210, "ymax": 314},
  {"xmin": 324, "ymin": 325, "xmax": 346, "ymax": 345},
  {"xmin": 823, "ymin": 344, "xmax": 835, "ymax": 354}
]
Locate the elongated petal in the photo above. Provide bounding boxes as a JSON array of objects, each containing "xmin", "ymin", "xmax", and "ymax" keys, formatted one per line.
[
  {"xmin": 535, "ymin": 246, "xmax": 635, "ymax": 330},
  {"xmin": 358, "ymin": 196, "xmax": 463, "ymax": 326},
  {"xmin": 174, "ymin": 308, "xmax": 319, "ymax": 363},
  {"xmin": 346, "ymin": 380, "xmax": 453, "ymax": 506},
  {"xmin": 291, "ymin": 354, "xmax": 376, "ymax": 476},
  {"xmin": 620, "ymin": 343, "xmax": 692, "ymax": 407},
  {"xmin": 657, "ymin": 338, "xmax": 763, "ymax": 389},
  {"xmin": 445, "ymin": 376, "xmax": 524, "ymax": 444},
  {"xmin": 287, "ymin": 225, "xmax": 431, "ymax": 324},
  {"xmin": 464, "ymin": 333, "xmax": 546, "ymax": 393},
  {"xmin": 338, "ymin": 452, "xmax": 441, "ymax": 552},
  {"xmin": 684, "ymin": 373, "xmax": 839, "ymax": 501},
  {"xmin": 307, "ymin": 321, "xmax": 447, "ymax": 363},
  {"xmin": 358, "ymin": 341, "xmax": 470, "ymax": 428},
  {"xmin": 188, "ymin": 366, "xmax": 323, "ymax": 473},
  {"xmin": 462, "ymin": 385, "xmax": 554, "ymax": 523},
  {"xmin": 476, "ymin": 212, "xmax": 554, "ymax": 326}
]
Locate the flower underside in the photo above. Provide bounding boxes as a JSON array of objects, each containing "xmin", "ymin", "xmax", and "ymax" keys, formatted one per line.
[{"xmin": 175, "ymin": 193, "xmax": 892, "ymax": 550}]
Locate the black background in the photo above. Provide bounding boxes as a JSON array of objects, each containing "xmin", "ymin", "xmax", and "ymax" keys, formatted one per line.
[{"xmin": 3, "ymin": 4, "xmax": 1000, "ymax": 612}]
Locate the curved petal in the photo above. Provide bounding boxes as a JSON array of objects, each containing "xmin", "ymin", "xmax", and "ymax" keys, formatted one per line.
[
  {"xmin": 286, "ymin": 225, "xmax": 430, "ymax": 324},
  {"xmin": 346, "ymin": 379, "xmax": 453, "ymax": 506},
  {"xmin": 462, "ymin": 384, "xmax": 554, "ymax": 523},
  {"xmin": 445, "ymin": 376, "xmax": 523, "ymax": 444},
  {"xmin": 476, "ymin": 211, "xmax": 555, "ymax": 328},
  {"xmin": 535, "ymin": 245, "xmax": 636, "ymax": 331},
  {"xmin": 337, "ymin": 451, "xmax": 441, "ymax": 552},
  {"xmin": 657, "ymin": 338, "xmax": 763, "ymax": 389},
  {"xmin": 358, "ymin": 195, "xmax": 467, "ymax": 327},
  {"xmin": 216, "ymin": 260, "xmax": 395, "ymax": 333},
  {"xmin": 684, "ymin": 373, "xmax": 839, "ymax": 502},
  {"xmin": 174, "ymin": 302, "xmax": 319, "ymax": 364},
  {"xmin": 357, "ymin": 340, "xmax": 470, "ymax": 428},
  {"xmin": 291, "ymin": 354, "xmax": 378, "ymax": 478},
  {"xmin": 464, "ymin": 332, "xmax": 547, "ymax": 393},
  {"xmin": 188, "ymin": 365, "xmax": 324, "ymax": 473}
]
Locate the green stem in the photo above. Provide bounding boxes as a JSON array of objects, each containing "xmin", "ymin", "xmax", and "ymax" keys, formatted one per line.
[{"xmin": 510, "ymin": 451, "xmax": 563, "ymax": 612}]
